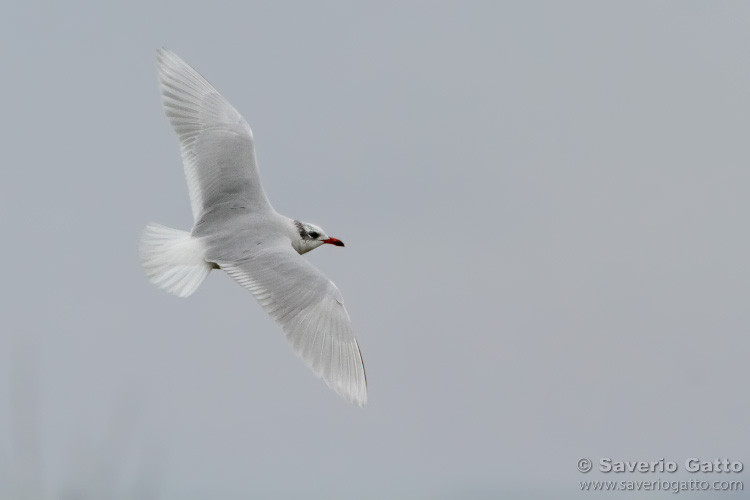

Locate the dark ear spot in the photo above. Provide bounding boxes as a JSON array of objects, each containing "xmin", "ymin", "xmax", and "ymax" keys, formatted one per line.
[
  {"xmin": 309, "ymin": 231, "xmax": 320, "ymax": 239},
  {"xmin": 294, "ymin": 220, "xmax": 309, "ymax": 239}
]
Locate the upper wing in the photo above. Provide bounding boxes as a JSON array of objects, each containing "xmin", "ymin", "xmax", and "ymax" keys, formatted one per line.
[
  {"xmin": 156, "ymin": 48, "xmax": 274, "ymax": 222},
  {"xmin": 218, "ymin": 246, "xmax": 367, "ymax": 406}
]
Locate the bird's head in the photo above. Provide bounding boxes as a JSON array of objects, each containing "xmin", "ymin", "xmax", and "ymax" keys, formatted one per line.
[{"xmin": 292, "ymin": 220, "xmax": 345, "ymax": 255}]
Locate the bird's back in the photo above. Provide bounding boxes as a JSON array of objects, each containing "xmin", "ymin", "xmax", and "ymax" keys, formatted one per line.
[{"xmin": 192, "ymin": 205, "xmax": 291, "ymax": 263}]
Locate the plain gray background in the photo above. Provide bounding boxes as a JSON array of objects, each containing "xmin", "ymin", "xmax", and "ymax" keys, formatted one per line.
[{"xmin": 1, "ymin": 1, "xmax": 748, "ymax": 499}]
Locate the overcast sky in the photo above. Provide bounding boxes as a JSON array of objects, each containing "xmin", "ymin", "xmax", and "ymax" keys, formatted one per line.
[{"xmin": 1, "ymin": 2, "xmax": 748, "ymax": 499}]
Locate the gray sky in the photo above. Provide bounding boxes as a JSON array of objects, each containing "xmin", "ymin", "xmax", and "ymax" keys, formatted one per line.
[{"xmin": 1, "ymin": 1, "xmax": 748, "ymax": 499}]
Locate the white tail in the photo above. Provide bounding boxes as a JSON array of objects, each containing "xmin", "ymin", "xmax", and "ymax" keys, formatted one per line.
[{"xmin": 138, "ymin": 223, "xmax": 212, "ymax": 298}]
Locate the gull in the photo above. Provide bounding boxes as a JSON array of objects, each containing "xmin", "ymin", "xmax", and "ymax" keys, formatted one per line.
[{"xmin": 139, "ymin": 49, "xmax": 366, "ymax": 406}]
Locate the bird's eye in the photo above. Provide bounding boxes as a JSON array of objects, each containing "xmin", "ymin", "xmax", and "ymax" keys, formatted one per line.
[{"xmin": 309, "ymin": 231, "xmax": 320, "ymax": 239}]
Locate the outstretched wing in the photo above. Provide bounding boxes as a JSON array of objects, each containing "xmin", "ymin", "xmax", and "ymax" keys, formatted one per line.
[
  {"xmin": 218, "ymin": 246, "xmax": 367, "ymax": 406},
  {"xmin": 156, "ymin": 48, "xmax": 274, "ymax": 222}
]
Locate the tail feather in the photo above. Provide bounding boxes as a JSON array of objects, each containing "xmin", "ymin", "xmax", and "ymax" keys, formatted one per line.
[{"xmin": 138, "ymin": 223, "xmax": 211, "ymax": 298}]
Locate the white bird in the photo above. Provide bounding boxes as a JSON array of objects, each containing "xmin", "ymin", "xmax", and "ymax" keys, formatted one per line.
[{"xmin": 139, "ymin": 49, "xmax": 367, "ymax": 406}]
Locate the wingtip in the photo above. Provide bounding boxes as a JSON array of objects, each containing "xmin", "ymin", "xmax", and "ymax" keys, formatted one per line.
[
  {"xmin": 155, "ymin": 47, "xmax": 183, "ymax": 70},
  {"xmin": 344, "ymin": 386, "xmax": 368, "ymax": 408},
  {"xmin": 155, "ymin": 48, "xmax": 172, "ymax": 74},
  {"xmin": 326, "ymin": 377, "xmax": 367, "ymax": 408}
]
